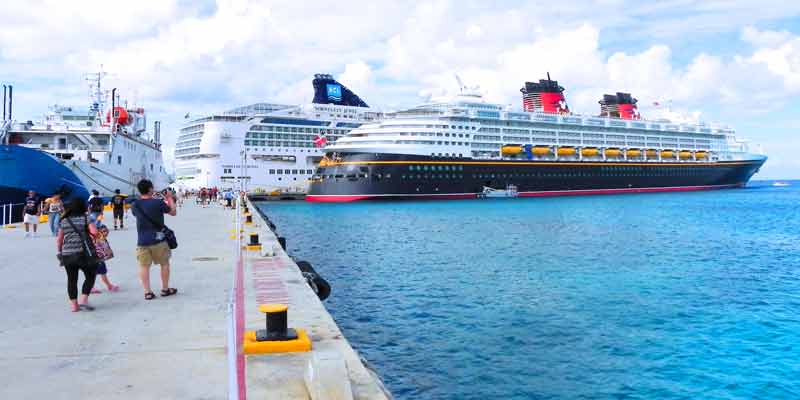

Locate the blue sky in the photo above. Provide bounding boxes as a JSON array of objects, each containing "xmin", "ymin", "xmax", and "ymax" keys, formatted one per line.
[{"xmin": 1, "ymin": 0, "xmax": 798, "ymax": 178}]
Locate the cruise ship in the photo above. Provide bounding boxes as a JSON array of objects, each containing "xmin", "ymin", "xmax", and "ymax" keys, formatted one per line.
[
  {"xmin": 0, "ymin": 71, "xmax": 171, "ymax": 209},
  {"xmin": 174, "ymin": 74, "xmax": 380, "ymax": 191},
  {"xmin": 307, "ymin": 75, "xmax": 766, "ymax": 201}
]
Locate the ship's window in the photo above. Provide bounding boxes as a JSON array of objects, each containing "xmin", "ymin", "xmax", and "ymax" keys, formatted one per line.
[
  {"xmin": 117, "ymin": 156, "xmax": 122, "ymax": 165},
  {"xmin": 307, "ymin": 169, "xmax": 313, "ymax": 174},
  {"xmin": 277, "ymin": 169, "xmax": 283, "ymax": 174}
]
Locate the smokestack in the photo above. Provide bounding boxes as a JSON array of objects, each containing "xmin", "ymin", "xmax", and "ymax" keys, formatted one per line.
[
  {"xmin": 111, "ymin": 88, "xmax": 116, "ymax": 131},
  {"xmin": 8, "ymin": 85, "xmax": 11, "ymax": 120},
  {"xmin": 154, "ymin": 121, "xmax": 161, "ymax": 145},
  {"xmin": 3, "ymin": 85, "xmax": 6, "ymax": 121}
]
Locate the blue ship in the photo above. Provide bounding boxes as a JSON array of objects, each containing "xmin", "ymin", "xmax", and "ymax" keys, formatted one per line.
[{"xmin": 0, "ymin": 144, "xmax": 90, "ymax": 206}]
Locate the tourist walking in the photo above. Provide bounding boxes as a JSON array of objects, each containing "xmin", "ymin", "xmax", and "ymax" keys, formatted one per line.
[
  {"xmin": 46, "ymin": 193, "xmax": 64, "ymax": 236},
  {"xmin": 88, "ymin": 190, "xmax": 104, "ymax": 225},
  {"xmin": 22, "ymin": 190, "xmax": 42, "ymax": 238},
  {"xmin": 111, "ymin": 189, "xmax": 126, "ymax": 230},
  {"xmin": 56, "ymin": 198, "xmax": 98, "ymax": 312},
  {"xmin": 132, "ymin": 179, "xmax": 178, "ymax": 300}
]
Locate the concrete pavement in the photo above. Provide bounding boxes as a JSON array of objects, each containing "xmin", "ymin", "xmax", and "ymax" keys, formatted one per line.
[{"xmin": 0, "ymin": 202, "xmax": 234, "ymax": 399}]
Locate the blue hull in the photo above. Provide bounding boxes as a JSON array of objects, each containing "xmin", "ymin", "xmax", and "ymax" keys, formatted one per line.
[{"xmin": 0, "ymin": 145, "xmax": 90, "ymax": 208}]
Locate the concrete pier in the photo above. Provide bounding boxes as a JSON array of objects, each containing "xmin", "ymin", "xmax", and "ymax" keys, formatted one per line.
[{"xmin": 0, "ymin": 199, "xmax": 389, "ymax": 399}]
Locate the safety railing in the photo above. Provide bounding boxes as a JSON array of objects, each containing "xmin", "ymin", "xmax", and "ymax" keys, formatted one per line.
[
  {"xmin": 1, "ymin": 203, "xmax": 24, "ymax": 226},
  {"xmin": 227, "ymin": 192, "xmax": 246, "ymax": 400}
]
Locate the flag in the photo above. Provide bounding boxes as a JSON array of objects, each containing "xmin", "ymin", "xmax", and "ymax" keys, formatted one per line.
[{"xmin": 313, "ymin": 135, "xmax": 327, "ymax": 147}]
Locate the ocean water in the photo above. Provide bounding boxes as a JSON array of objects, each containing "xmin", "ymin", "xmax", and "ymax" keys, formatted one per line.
[{"xmin": 256, "ymin": 181, "xmax": 800, "ymax": 400}]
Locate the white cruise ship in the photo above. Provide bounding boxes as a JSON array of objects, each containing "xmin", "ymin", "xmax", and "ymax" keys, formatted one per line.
[{"xmin": 174, "ymin": 74, "xmax": 380, "ymax": 192}]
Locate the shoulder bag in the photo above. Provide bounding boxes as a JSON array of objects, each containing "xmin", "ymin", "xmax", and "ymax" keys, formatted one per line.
[
  {"xmin": 64, "ymin": 216, "xmax": 100, "ymax": 268},
  {"xmin": 134, "ymin": 201, "xmax": 178, "ymax": 250}
]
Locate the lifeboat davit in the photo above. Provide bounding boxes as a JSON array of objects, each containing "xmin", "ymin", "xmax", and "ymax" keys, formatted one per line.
[
  {"xmin": 581, "ymin": 147, "xmax": 599, "ymax": 157},
  {"xmin": 646, "ymin": 149, "xmax": 658, "ymax": 159},
  {"xmin": 695, "ymin": 151, "xmax": 708, "ymax": 159},
  {"xmin": 557, "ymin": 147, "xmax": 576, "ymax": 156},
  {"xmin": 661, "ymin": 150, "xmax": 675, "ymax": 159},
  {"xmin": 626, "ymin": 149, "xmax": 642, "ymax": 158},
  {"xmin": 106, "ymin": 106, "xmax": 130, "ymax": 125},
  {"xmin": 532, "ymin": 146, "xmax": 552, "ymax": 156},
  {"xmin": 501, "ymin": 145, "xmax": 523, "ymax": 155},
  {"xmin": 679, "ymin": 150, "xmax": 693, "ymax": 159},
  {"xmin": 605, "ymin": 148, "xmax": 621, "ymax": 158}
]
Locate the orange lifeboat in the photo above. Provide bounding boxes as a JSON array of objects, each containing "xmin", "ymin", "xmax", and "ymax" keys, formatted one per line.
[
  {"xmin": 661, "ymin": 150, "xmax": 674, "ymax": 159},
  {"xmin": 679, "ymin": 150, "xmax": 693, "ymax": 159},
  {"xmin": 532, "ymin": 146, "xmax": 552, "ymax": 156},
  {"xmin": 501, "ymin": 145, "xmax": 523, "ymax": 155},
  {"xmin": 626, "ymin": 149, "xmax": 642, "ymax": 158},
  {"xmin": 605, "ymin": 148, "xmax": 621, "ymax": 158},
  {"xmin": 695, "ymin": 151, "xmax": 708, "ymax": 159},
  {"xmin": 645, "ymin": 149, "xmax": 658, "ymax": 159},
  {"xmin": 557, "ymin": 147, "xmax": 576, "ymax": 156},
  {"xmin": 106, "ymin": 106, "xmax": 130, "ymax": 125},
  {"xmin": 581, "ymin": 147, "xmax": 599, "ymax": 157}
]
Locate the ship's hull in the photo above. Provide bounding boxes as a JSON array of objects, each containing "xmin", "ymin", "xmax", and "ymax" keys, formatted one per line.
[
  {"xmin": 0, "ymin": 145, "xmax": 170, "ymax": 221},
  {"xmin": 307, "ymin": 153, "xmax": 766, "ymax": 202},
  {"xmin": 0, "ymin": 145, "xmax": 90, "ymax": 206}
]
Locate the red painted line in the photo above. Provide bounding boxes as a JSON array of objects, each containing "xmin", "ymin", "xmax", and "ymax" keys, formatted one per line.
[
  {"xmin": 306, "ymin": 193, "xmax": 477, "ymax": 202},
  {"xmin": 234, "ymin": 256, "xmax": 246, "ymax": 400}
]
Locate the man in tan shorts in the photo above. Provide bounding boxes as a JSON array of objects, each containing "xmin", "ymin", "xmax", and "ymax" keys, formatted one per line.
[{"xmin": 131, "ymin": 179, "xmax": 177, "ymax": 300}]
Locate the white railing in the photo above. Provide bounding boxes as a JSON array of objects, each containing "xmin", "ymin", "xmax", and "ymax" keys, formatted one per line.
[{"xmin": 1, "ymin": 203, "xmax": 24, "ymax": 226}]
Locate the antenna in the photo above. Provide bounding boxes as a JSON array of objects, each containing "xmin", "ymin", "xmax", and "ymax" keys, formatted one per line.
[
  {"xmin": 454, "ymin": 74, "xmax": 466, "ymax": 93},
  {"xmin": 85, "ymin": 65, "xmax": 113, "ymax": 116},
  {"xmin": 547, "ymin": 72, "xmax": 551, "ymax": 81}
]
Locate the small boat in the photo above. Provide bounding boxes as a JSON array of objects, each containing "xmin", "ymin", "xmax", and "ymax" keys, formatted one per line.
[
  {"xmin": 479, "ymin": 185, "xmax": 518, "ymax": 198},
  {"xmin": 773, "ymin": 182, "xmax": 790, "ymax": 187}
]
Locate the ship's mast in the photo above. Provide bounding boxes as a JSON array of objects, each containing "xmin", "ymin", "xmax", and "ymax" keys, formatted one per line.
[{"xmin": 85, "ymin": 66, "xmax": 109, "ymax": 121}]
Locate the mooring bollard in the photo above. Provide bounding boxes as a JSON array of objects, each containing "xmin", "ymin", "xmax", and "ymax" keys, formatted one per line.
[
  {"xmin": 242, "ymin": 304, "xmax": 312, "ymax": 354},
  {"xmin": 246, "ymin": 233, "xmax": 261, "ymax": 250}
]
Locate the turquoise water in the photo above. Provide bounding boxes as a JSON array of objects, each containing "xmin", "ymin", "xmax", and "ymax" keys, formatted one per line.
[{"xmin": 256, "ymin": 181, "xmax": 800, "ymax": 399}]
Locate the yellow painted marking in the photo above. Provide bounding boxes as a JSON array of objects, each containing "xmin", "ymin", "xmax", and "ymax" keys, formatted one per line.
[
  {"xmin": 245, "ymin": 244, "xmax": 262, "ymax": 251},
  {"xmin": 259, "ymin": 304, "xmax": 288, "ymax": 313},
  {"xmin": 243, "ymin": 328, "xmax": 312, "ymax": 354}
]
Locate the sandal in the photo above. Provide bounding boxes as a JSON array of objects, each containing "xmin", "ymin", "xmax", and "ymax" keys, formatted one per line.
[
  {"xmin": 108, "ymin": 285, "xmax": 120, "ymax": 292},
  {"xmin": 160, "ymin": 288, "xmax": 178, "ymax": 297},
  {"xmin": 144, "ymin": 292, "xmax": 156, "ymax": 300}
]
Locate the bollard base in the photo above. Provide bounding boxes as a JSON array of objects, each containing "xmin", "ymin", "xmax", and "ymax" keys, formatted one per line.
[{"xmin": 243, "ymin": 328, "xmax": 311, "ymax": 354}]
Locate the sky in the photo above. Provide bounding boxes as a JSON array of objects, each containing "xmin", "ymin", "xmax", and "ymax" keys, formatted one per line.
[{"xmin": 1, "ymin": 0, "xmax": 798, "ymax": 178}]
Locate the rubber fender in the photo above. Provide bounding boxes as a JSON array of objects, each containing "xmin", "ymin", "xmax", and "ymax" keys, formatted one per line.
[
  {"xmin": 278, "ymin": 237, "xmax": 286, "ymax": 250},
  {"xmin": 297, "ymin": 261, "xmax": 331, "ymax": 301},
  {"xmin": 313, "ymin": 276, "xmax": 331, "ymax": 301},
  {"xmin": 296, "ymin": 260, "xmax": 317, "ymax": 274}
]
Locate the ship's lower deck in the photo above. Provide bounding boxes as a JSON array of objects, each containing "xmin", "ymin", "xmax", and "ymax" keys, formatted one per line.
[{"xmin": 307, "ymin": 153, "xmax": 765, "ymax": 202}]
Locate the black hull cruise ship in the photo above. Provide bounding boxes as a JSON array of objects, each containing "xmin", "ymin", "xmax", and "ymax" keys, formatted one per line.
[{"xmin": 307, "ymin": 76, "xmax": 766, "ymax": 202}]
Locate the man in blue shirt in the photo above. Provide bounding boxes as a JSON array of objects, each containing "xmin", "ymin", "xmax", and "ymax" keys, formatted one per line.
[{"xmin": 131, "ymin": 179, "xmax": 177, "ymax": 300}]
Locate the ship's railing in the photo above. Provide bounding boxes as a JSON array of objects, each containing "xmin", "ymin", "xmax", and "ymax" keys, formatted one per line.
[{"xmin": 1, "ymin": 203, "xmax": 24, "ymax": 226}]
